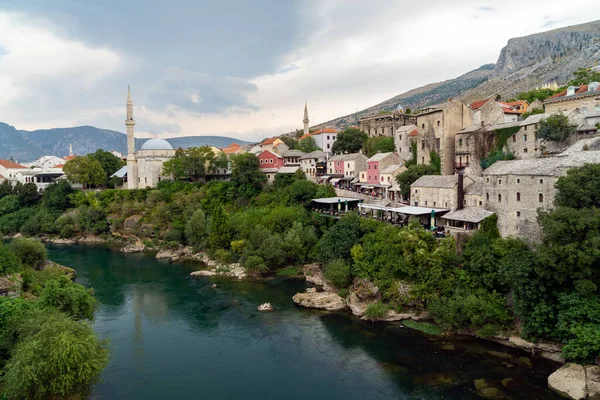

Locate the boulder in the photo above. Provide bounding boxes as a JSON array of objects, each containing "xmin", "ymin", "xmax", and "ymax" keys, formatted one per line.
[
  {"xmin": 190, "ymin": 270, "xmax": 217, "ymax": 277},
  {"xmin": 548, "ymin": 364, "xmax": 586, "ymax": 400},
  {"xmin": 366, "ymin": 310, "xmax": 431, "ymax": 322},
  {"xmin": 586, "ymin": 365, "xmax": 600, "ymax": 400},
  {"xmin": 347, "ymin": 292, "xmax": 368, "ymax": 317},
  {"xmin": 292, "ymin": 292, "xmax": 347, "ymax": 311},
  {"xmin": 258, "ymin": 303, "xmax": 273, "ymax": 312},
  {"xmin": 305, "ymin": 287, "xmax": 317, "ymax": 293},
  {"xmin": 123, "ymin": 215, "xmax": 142, "ymax": 231},
  {"xmin": 121, "ymin": 239, "xmax": 146, "ymax": 253},
  {"xmin": 352, "ymin": 278, "xmax": 380, "ymax": 301},
  {"xmin": 156, "ymin": 247, "xmax": 182, "ymax": 260},
  {"xmin": 189, "ymin": 264, "xmax": 247, "ymax": 280}
]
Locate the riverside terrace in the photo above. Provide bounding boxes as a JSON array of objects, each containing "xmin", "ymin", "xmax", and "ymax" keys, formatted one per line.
[
  {"xmin": 358, "ymin": 204, "xmax": 449, "ymax": 231},
  {"xmin": 311, "ymin": 197, "xmax": 362, "ymax": 216}
]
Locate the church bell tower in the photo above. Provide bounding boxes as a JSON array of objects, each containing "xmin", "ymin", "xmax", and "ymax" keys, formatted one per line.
[{"xmin": 126, "ymin": 85, "xmax": 138, "ymax": 189}]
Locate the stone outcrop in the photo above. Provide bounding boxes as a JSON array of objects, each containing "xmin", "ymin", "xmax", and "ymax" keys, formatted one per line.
[
  {"xmin": 548, "ymin": 364, "xmax": 587, "ymax": 400},
  {"xmin": 190, "ymin": 253, "xmax": 247, "ymax": 280},
  {"xmin": 121, "ymin": 239, "xmax": 146, "ymax": 253},
  {"xmin": 346, "ymin": 278, "xmax": 380, "ymax": 317},
  {"xmin": 258, "ymin": 303, "xmax": 273, "ymax": 312},
  {"xmin": 362, "ymin": 310, "xmax": 431, "ymax": 322},
  {"xmin": 586, "ymin": 366, "xmax": 600, "ymax": 400},
  {"xmin": 292, "ymin": 292, "xmax": 347, "ymax": 311},
  {"xmin": 303, "ymin": 263, "xmax": 336, "ymax": 292},
  {"xmin": 123, "ymin": 215, "xmax": 142, "ymax": 231}
]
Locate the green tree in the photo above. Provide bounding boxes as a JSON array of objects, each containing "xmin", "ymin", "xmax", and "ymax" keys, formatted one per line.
[
  {"xmin": 38, "ymin": 278, "xmax": 97, "ymax": 320},
  {"xmin": 331, "ymin": 128, "xmax": 368, "ymax": 154},
  {"xmin": 516, "ymin": 88, "xmax": 559, "ymax": 103},
  {"xmin": 88, "ymin": 149, "xmax": 125, "ymax": 178},
  {"xmin": 231, "ymin": 153, "xmax": 266, "ymax": 198},
  {"xmin": 568, "ymin": 67, "xmax": 600, "ymax": 86},
  {"xmin": 185, "ymin": 209, "xmax": 208, "ymax": 247},
  {"xmin": 9, "ymin": 238, "xmax": 47, "ymax": 269},
  {"xmin": 0, "ymin": 195, "xmax": 20, "ymax": 217},
  {"xmin": 536, "ymin": 113, "xmax": 576, "ymax": 142},
  {"xmin": 278, "ymin": 135, "xmax": 297, "ymax": 149},
  {"xmin": 296, "ymin": 136, "xmax": 320, "ymax": 153},
  {"xmin": 363, "ymin": 136, "xmax": 395, "ymax": 157},
  {"xmin": 555, "ymin": 164, "xmax": 600, "ymax": 209},
  {"xmin": 324, "ymin": 259, "xmax": 352, "ymax": 288},
  {"xmin": 208, "ymin": 205, "xmax": 232, "ymax": 250},
  {"xmin": 1, "ymin": 309, "xmax": 109, "ymax": 400},
  {"xmin": 0, "ymin": 243, "xmax": 21, "ymax": 275},
  {"xmin": 63, "ymin": 156, "xmax": 107, "ymax": 187},
  {"xmin": 316, "ymin": 213, "xmax": 362, "ymax": 263},
  {"xmin": 15, "ymin": 182, "xmax": 40, "ymax": 206},
  {"xmin": 0, "ymin": 180, "xmax": 13, "ymax": 199},
  {"xmin": 41, "ymin": 180, "xmax": 75, "ymax": 213},
  {"xmin": 395, "ymin": 164, "xmax": 439, "ymax": 200},
  {"xmin": 163, "ymin": 146, "xmax": 214, "ymax": 181}
]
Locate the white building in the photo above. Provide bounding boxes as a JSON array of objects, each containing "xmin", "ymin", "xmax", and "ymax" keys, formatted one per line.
[{"xmin": 311, "ymin": 128, "xmax": 338, "ymax": 153}]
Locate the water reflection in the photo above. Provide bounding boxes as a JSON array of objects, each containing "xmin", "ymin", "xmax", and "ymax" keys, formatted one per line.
[{"xmin": 46, "ymin": 245, "xmax": 560, "ymax": 400}]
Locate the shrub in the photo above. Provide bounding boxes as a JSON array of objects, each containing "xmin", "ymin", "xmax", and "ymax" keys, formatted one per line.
[
  {"xmin": 242, "ymin": 256, "xmax": 268, "ymax": 274},
  {"xmin": 9, "ymin": 238, "xmax": 47, "ymax": 269},
  {"xmin": 0, "ymin": 195, "xmax": 20, "ymax": 217},
  {"xmin": 323, "ymin": 259, "xmax": 352, "ymax": 288},
  {"xmin": 0, "ymin": 243, "xmax": 21, "ymax": 275},
  {"xmin": 214, "ymin": 249, "xmax": 232, "ymax": 264},
  {"xmin": 163, "ymin": 229, "xmax": 184, "ymax": 244},
  {"xmin": 562, "ymin": 324, "xmax": 600, "ymax": 363},
  {"xmin": 0, "ymin": 208, "xmax": 35, "ymax": 234},
  {"xmin": 38, "ymin": 278, "xmax": 97, "ymax": 320},
  {"xmin": 364, "ymin": 301, "xmax": 390, "ymax": 320},
  {"xmin": 402, "ymin": 320, "xmax": 442, "ymax": 336},
  {"xmin": 185, "ymin": 209, "xmax": 207, "ymax": 247},
  {"xmin": 1, "ymin": 309, "xmax": 109, "ymax": 400}
]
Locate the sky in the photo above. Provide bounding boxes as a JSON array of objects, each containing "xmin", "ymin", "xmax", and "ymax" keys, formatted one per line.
[{"xmin": 0, "ymin": 0, "xmax": 599, "ymax": 141}]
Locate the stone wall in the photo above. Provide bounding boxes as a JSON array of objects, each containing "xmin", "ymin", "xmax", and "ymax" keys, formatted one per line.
[{"xmin": 410, "ymin": 186, "xmax": 457, "ymax": 209}]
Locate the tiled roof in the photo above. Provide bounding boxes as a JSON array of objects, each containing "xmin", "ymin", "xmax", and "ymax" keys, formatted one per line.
[
  {"xmin": 381, "ymin": 165, "xmax": 404, "ymax": 174},
  {"xmin": 63, "ymin": 155, "xmax": 77, "ymax": 161},
  {"xmin": 299, "ymin": 150, "xmax": 326, "ymax": 161},
  {"xmin": 395, "ymin": 124, "xmax": 417, "ymax": 134},
  {"xmin": 277, "ymin": 166, "xmax": 300, "ymax": 174},
  {"xmin": 548, "ymin": 84, "xmax": 600, "ymax": 101},
  {"xmin": 483, "ymin": 150, "xmax": 600, "ymax": 177},
  {"xmin": 469, "ymin": 99, "xmax": 492, "ymax": 110},
  {"xmin": 411, "ymin": 175, "xmax": 459, "ymax": 188},
  {"xmin": 222, "ymin": 147, "xmax": 239, "ymax": 154},
  {"xmin": 329, "ymin": 153, "xmax": 366, "ymax": 162},
  {"xmin": 443, "ymin": 207, "xmax": 494, "ymax": 223},
  {"xmin": 0, "ymin": 160, "xmax": 27, "ymax": 169},
  {"xmin": 299, "ymin": 134, "xmax": 311, "ymax": 140},
  {"xmin": 261, "ymin": 168, "xmax": 279, "ymax": 173},
  {"xmin": 261, "ymin": 137, "xmax": 279, "ymax": 145},
  {"xmin": 228, "ymin": 143, "xmax": 241, "ymax": 149},
  {"xmin": 53, "ymin": 164, "xmax": 65, "ymax": 169},
  {"xmin": 367, "ymin": 152, "xmax": 396, "ymax": 162},
  {"xmin": 259, "ymin": 149, "xmax": 282, "ymax": 158},
  {"xmin": 465, "ymin": 177, "xmax": 483, "ymax": 195},
  {"xmin": 503, "ymin": 100, "xmax": 529, "ymax": 107},
  {"xmin": 282, "ymin": 150, "xmax": 306, "ymax": 157},
  {"xmin": 311, "ymin": 128, "xmax": 338, "ymax": 135},
  {"xmin": 501, "ymin": 107, "xmax": 522, "ymax": 114}
]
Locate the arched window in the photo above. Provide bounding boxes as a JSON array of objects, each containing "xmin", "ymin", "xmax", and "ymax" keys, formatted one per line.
[
  {"xmin": 498, "ymin": 194, "xmax": 502, "ymax": 203},
  {"xmin": 539, "ymin": 193, "xmax": 544, "ymax": 203},
  {"xmin": 516, "ymin": 192, "xmax": 521, "ymax": 201}
]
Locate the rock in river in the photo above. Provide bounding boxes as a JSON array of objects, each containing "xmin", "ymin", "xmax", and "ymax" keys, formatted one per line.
[
  {"xmin": 548, "ymin": 364, "xmax": 586, "ymax": 400},
  {"xmin": 292, "ymin": 292, "xmax": 347, "ymax": 311},
  {"xmin": 258, "ymin": 303, "xmax": 273, "ymax": 312}
]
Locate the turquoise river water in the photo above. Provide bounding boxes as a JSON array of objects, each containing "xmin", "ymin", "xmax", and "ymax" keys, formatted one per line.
[{"xmin": 46, "ymin": 244, "xmax": 561, "ymax": 400}]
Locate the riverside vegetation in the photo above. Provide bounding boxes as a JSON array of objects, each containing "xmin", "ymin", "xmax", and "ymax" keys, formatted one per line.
[
  {"xmin": 1, "ymin": 152, "xmax": 600, "ymax": 366},
  {"xmin": 0, "ymin": 238, "xmax": 108, "ymax": 399}
]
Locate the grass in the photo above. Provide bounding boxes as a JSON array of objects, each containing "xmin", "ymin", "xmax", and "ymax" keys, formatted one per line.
[
  {"xmin": 275, "ymin": 266, "xmax": 303, "ymax": 277},
  {"xmin": 402, "ymin": 320, "xmax": 443, "ymax": 335},
  {"xmin": 364, "ymin": 301, "xmax": 390, "ymax": 320}
]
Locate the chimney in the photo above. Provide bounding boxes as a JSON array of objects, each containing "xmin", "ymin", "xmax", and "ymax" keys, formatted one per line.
[
  {"xmin": 457, "ymin": 172, "xmax": 464, "ymax": 210},
  {"xmin": 448, "ymin": 97, "xmax": 453, "ymax": 103}
]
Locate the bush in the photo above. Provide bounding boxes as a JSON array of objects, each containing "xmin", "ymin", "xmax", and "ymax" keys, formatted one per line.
[
  {"xmin": 429, "ymin": 289, "xmax": 512, "ymax": 335},
  {"xmin": 402, "ymin": 320, "xmax": 442, "ymax": 335},
  {"xmin": 1, "ymin": 309, "xmax": 109, "ymax": 400},
  {"xmin": 163, "ymin": 229, "xmax": 184, "ymax": 244},
  {"xmin": 242, "ymin": 256, "xmax": 268, "ymax": 274},
  {"xmin": 562, "ymin": 324, "xmax": 600, "ymax": 363},
  {"xmin": 0, "ymin": 243, "xmax": 21, "ymax": 275},
  {"xmin": 323, "ymin": 259, "xmax": 352, "ymax": 288},
  {"xmin": 214, "ymin": 249, "xmax": 232, "ymax": 264},
  {"xmin": 364, "ymin": 301, "xmax": 390, "ymax": 320},
  {"xmin": 9, "ymin": 238, "xmax": 47, "ymax": 269},
  {"xmin": 21, "ymin": 266, "xmax": 74, "ymax": 296},
  {"xmin": 0, "ymin": 208, "xmax": 34, "ymax": 234},
  {"xmin": 38, "ymin": 278, "xmax": 97, "ymax": 320},
  {"xmin": 0, "ymin": 195, "xmax": 20, "ymax": 217}
]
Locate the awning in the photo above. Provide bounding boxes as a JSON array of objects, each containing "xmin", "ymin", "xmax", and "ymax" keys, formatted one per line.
[
  {"xmin": 111, "ymin": 166, "xmax": 127, "ymax": 178},
  {"xmin": 339, "ymin": 176, "xmax": 353, "ymax": 181},
  {"xmin": 330, "ymin": 178, "xmax": 342, "ymax": 184},
  {"xmin": 362, "ymin": 185, "xmax": 374, "ymax": 189}
]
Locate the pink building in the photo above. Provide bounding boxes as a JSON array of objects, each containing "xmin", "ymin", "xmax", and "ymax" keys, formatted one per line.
[
  {"xmin": 366, "ymin": 152, "xmax": 400, "ymax": 184},
  {"xmin": 258, "ymin": 150, "xmax": 284, "ymax": 169}
]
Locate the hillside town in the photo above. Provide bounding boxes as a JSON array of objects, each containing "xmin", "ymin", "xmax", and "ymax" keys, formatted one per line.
[{"xmin": 4, "ymin": 66, "xmax": 600, "ymax": 245}]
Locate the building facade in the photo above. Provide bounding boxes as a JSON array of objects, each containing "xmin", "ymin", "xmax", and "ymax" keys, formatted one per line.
[
  {"xmin": 360, "ymin": 111, "xmax": 417, "ymax": 137},
  {"xmin": 544, "ymin": 83, "xmax": 600, "ymax": 114},
  {"xmin": 258, "ymin": 150, "xmax": 285, "ymax": 169},
  {"xmin": 366, "ymin": 152, "xmax": 399, "ymax": 184},
  {"xmin": 410, "ymin": 174, "xmax": 474, "ymax": 210},
  {"xmin": 394, "ymin": 124, "xmax": 417, "ymax": 162}
]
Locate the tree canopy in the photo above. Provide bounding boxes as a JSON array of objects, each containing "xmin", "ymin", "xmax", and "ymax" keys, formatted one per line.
[
  {"xmin": 88, "ymin": 149, "xmax": 125, "ymax": 178},
  {"xmin": 162, "ymin": 146, "xmax": 224, "ymax": 182},
  {"xmin": 296, "ymin": 136, "xmax": 320, "ymax": 153},
  {"xmin": 231, "ymin": 153, "xmax": 266, "ymax": 198},
  {"xmin": 331, "ymin": 128, "xmax": 368, "ymax": 154},
  {"xmin": 536, "ymin": 113, "xmax": 576, "ymax": 142},
  {"xmin": 568, "ymin": 67, "xmax": 600, "ymax": 86},
  {"xmin": 395, "ymin": 164, "xmax": 439, "ymax": 199},
  {"xmin": 63, "ymin": 157, "xmax": 106, "ymax": 187},
  {"xmin": 363, "ymin": 136, "xmax": 395, "ymax": 157}
]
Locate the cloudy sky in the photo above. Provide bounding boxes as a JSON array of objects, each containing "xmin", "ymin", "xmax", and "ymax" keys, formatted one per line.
[{"xmin": 0, "ymin": 1, "xmax": 599, "ymax": 141}]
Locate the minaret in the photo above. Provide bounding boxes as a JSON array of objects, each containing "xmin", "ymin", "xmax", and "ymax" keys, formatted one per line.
[
  {"xmin": 303, "ymin": 101, "xmax": 310, "ymax": 135},
  {"xmin": 125, "ymin": 85, "xmax": 138, "ymax": 189},
  {"xmin": 68, "ymin": 143, "xmax": 73, "ymax": 157}
]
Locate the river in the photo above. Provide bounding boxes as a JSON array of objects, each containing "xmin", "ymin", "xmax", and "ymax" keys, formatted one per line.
[{"xmin": 46, "ymin": 244, "xmax": 561, "ymax": 400}]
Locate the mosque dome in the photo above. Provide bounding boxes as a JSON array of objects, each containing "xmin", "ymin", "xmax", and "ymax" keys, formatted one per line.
[{"xmin": 141, "ymin": 138, "xmax": 173, "ymax": 150}]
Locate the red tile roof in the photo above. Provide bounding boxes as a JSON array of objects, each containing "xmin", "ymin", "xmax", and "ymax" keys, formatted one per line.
[
  {"xmin": 53, "ymin": 163, "xmax": 65, "ymax": 169},
  {"xmin": 311, "ymin": 128, "xmax": 337, "ymax": 135},
  {"xmin": 469, "ymin": 99, "xmax": 491, "ymax": 110},
  {"xmin": 63, "ymin": 155, "xmax": 77, "ymax": 161},
  {"xmin": 261, "ymin": 137, "xmax": 279, "ymax": 145},
  {"xmin": 0, "ymin": 160, "xmax": 26, "ymax": 169},
  {"xmin": 503, "ymin": 100, "xmax": 529, "ymax": 107},
  {"xmin": 407, "ymin": 129, "xmax": 418, "ymax": 137},
  {"xmin": 228, "ymin": 143, "xmax": 241, "ymax": 149},
  {"xmin": 549, "ymin": 89, "xmax": 567, "ymax": 99},
  {"xmin": 549, "ymin": 85, "xmax": 600, "ymax": 99},
  {"xmin": 299, "ymin": 134, "xmax": 311, "ymax": 140},
  {"xmin": 501, "ymin": 107, "xmax": 522, "ymax": 114}
]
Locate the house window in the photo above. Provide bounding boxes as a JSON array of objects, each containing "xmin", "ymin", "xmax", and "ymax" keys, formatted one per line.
[
  {"xmin": 486, "ymin": 193, "xmax": 489, "ymax": 201},
  {"xmin": 459, "ymin": 138, "xmax": 463, "ymax": 146},
  {"xmin": 327, "ymin": 144, "xmax": 330, "ymax": 149},
  {"xmin": 479, "ymin": 201, "xmax": 483, "ymax": 206},
  {"xmin": 425, "ymin": 201, "xmax": 428, "ymax": 206},
  {"xmin": 499, "ymin": 179, "xmax": 501, "ymax": 185},
  {"xmin": 260, "ymin": 159, "xmax": 263, "ymax": 164},
  {"xmin": 415, "ymin": 190, "xmax": 418, "ymax": 193},
  {"xmin": 433, "ymin": 202, "xmax": 436, "ymax": 206},
  {"xmin": 421, "ymin": 156, "xmax": 425, "ymax": 164},
  {"xmin": 524, "ymin": 126, "xmax": 527, "ymax": 131},
  {"xmin": 422, "ymin": 123, "xmax": 425, "ymax": 129},
  {"xmin": 512, "ymin": 135, "xmax": 516, "ymax": 142},
  {"xmin": 347, "ymin": 163, "xmax": 350, "ymax": 168},
  {"xmin": 437, "ymin": 121, "xmax": 440, "ymax": 126},
  {"xmin": 381, "ymin": 177, "xmax": 384, "ymax": 182},
  {"xmin": 327, "ymin": 136, "xmax": 330, "ymax": 140},
  {"xmin": 517, "ymin": 178, "xmax": 520, "ymax": 183},
  {"xmin": 498, "ymin": 194, "xmax": 502, "ymax": 202},
  {"xmin": 524, "ymin": 134, "xmax": 527, "ymax": 141},
  {"xmin": 539, "ymin": 179, "xmax": 543, "ymax": 184},
  {"xmin": 516, "ymin": 192, "xmax": 521, "ymax": 201},
  {"xmin": 436, "ymin": 138, "xmax": 440, "ymax": 150},
  {"xmin": 539, "ymin": 193, "xmax": 544, "ymax": 203},
  {"xmin": 421, "ymin": 140, "xmax": 425, "ymax": 150},
  {"xmin": 486, "ymin": 177, "xmax": 489, "ymax": 183},
  {"xmin": 270, "ymin": 159, "xmax": 273, "ymax": 164},
  {"xmin": 517, "ymin": 211, "xmax": 521, "ymax": 217},
  {"xmin": 524, "ymin": 148, "xmax": 528, "ymax": 153}
]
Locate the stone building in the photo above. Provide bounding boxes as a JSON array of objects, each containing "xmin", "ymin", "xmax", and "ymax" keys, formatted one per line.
[
  {"xmin": 299, "ymin": 150, "xmax": 326, "ymax": 180},
  {"xmin": 482, "ymin": 147, "xmax": 600, "ymax": 241},
  {"xmin": 416, "ymin": 100, "xmax": 473, "ymax": 175},
  {"xmin": 394, "ymin": 124, "xmax": 417, "ymax": 162},
  {"xmin": 282, "ymin": 150, "xmax": 306, "ymax": 166},
  {"xmin": 544, "ymin": 83, "xmax": 600, "ymax": 114},
  {"xmin": 366, "ymin": 152, "xmax": 399, "ymax": 185},
  {"xmin": 360, "ymin": 110, "xmax": 416, "ymax": 138},
  {"xmin": 464, "ymin": 177, "xmax": 484, "ymax": 208},
  {"xmin": 327, "ymin": 153, "xmax": 368, "ymax": 179},
  {"xmin": 410, "ymin": 174, "xmax": 474, "ymax": 210}
]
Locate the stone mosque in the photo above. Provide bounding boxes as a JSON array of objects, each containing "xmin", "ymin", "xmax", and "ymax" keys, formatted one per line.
[{"xmin": 125, "ymin": 86, "xmax": 176, "ymax": 189}]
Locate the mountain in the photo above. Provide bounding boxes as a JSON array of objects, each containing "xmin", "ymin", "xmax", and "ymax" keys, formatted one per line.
[
  {"xmin": 315, "ymin": 20, "xmax": 600, "ymax": 130},
  {"xmin": 0, "ymin": 123, "xmax": 252, "ymax": 162}
]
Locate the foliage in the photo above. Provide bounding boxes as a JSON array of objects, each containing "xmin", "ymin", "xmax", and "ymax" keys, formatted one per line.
[
  {"xmin": 405, "ymin": 141, "xmax": 418, "ymax": 167},
  {"xmin": 275, "ymin": 266, "xmax": 302, "ymax": 277},
  {"xmin": 516, "ymin": 88, "xmax": 560, "ymax": 103},
  {"xmin": 1, "ymin": 309, "xmax": 109, "ymax": 400},
  {"xmin": 0, "ymin": 243, "xmax": 21, "ymax": 275},
  {"xmin": 536, "ymin": 113, "xmax": 576, "ymax": 142},
  {"xmin": 568, "ymin": 67, "xmax": 600, "ymax": 86},
  {"xmin": 88, "ymin": 149, "xmax": 125, "ymax": 178},
  {"xmin": 242, "ymin": 255, "xmax": 268, "ymax": 274},
  {"xmin": 480, "ymin": 125, "xmax": 521, "ymax": 169},
  {"xmin": 63, "ymin": 156, "xmax": 107, "ymax": 187},
  {"xmin": 185, "ymin": 209, "xmax": 207, "ymax": 247},
  {"xmin": 38, "ymin": 278, "xmax": 97, "ymax": 320},
  {"xmin": 323, "ymin": 259, "xmax": 352, "ymax": 288},
  {"xmin": 0, "ymin": 207, "xmax": 36, "ymax": 235},
  {"xmin": 315, "ymin": 213, "xmax": 362, "ymax": 263},
  {"xmin": 395, "ymin": 164, "xmax": 439, "ymax": 199},
  {"xmin": 9, "ymin": 238, "xmax": 47, "ymax": 269},
  {"xmin": 429, "ymin": 289, "xmax": 512, "ymax": 336},
  {"xmin": 429, "ymin": 151, "xmax": 441, "ymax": 174},
  {"xmin": 0, "ymin": 195, "xmax": 20, "ymax": 217},
  {"xmin": 278, "ymin": 135, "xmax": 297, "ymax": 150},
  {"xmin": 20, "ymin": 208, "xmax": 57, "ymax": 236},
  {"xmin": 402, "ymin": 320, "xmax": 442, "ymax": 335},
  {"xmin": 363, "ymin": 137, "xmax": 395, "ymax": 157},
  {"xmin": 163, "ymin": 146, "xmax": 219, "ymax": 182},
  {"xmin": 14, "ymin": 182, "xmax": 40, "ymax": 207},
  {"xmin": 296, "ymin": 136, "xmax": 320, "ymax": 153},
  {"xmin": 231, "ymin": 153, "xmax": 266, "ymax": 199},
  {"xmin": 555, "ymin": 164, "xmax": 600, "ymax": 209},
  {"xmin": 364, "ymin": 301, "xmax": 390, "ymax": 320},
  {"xmin": 331, "ymin": 127, "xmax": 368, "ymax": 154},
  {"xmin": 208, "ymin": 205, "xmax": 232, "ymax": 250},
  {"xmin": 41, "ymin": 180, "xmax": 75, "ymax": 213}
]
